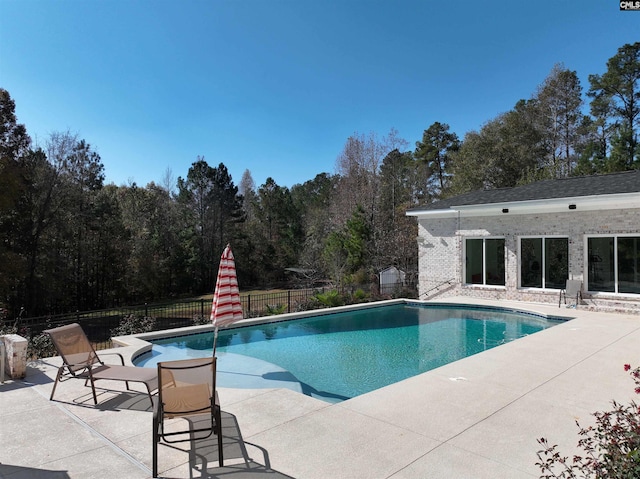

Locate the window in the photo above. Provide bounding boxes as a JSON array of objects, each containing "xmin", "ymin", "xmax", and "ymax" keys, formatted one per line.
[
  {"xmin": 618, "ymin": 237, "xmax": 640, "ymax": 294},
  {"xmin": 520, "ymin": 237, "xmax": 568, "ymax": 289},
  {"xmin": 465, "ymin": 238, "xmax": 505, "ymax": 286},
  {"xmin": 588, "ymin": 236, "xmax": 640, "ymax": 294}
]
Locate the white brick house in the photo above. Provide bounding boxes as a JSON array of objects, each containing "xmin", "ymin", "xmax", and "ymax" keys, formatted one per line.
[{"xmin": 406, "ymin": 170, "xmax": 640, "ymax": 313}]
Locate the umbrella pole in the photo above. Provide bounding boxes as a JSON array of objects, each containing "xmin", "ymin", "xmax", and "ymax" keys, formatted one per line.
[{"xmin": 213, "ymin": 326, "xmax": 218, "ymax": 356}]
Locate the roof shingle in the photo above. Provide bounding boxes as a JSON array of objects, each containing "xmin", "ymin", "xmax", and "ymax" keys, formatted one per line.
[{"xmin": 409, "ymin": 170, "xmax": 640, "ymax": 211}]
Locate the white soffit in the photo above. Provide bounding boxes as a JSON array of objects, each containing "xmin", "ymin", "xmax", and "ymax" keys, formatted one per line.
[{"xmin": 406, "ymin": 192, "xmax": 640, "ymax": 219}]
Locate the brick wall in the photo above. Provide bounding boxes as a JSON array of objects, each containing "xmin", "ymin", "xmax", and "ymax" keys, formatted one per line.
[
  {"xmin": 416, "ymin": 208, "xmax": 640, "ymax": 313},
  {"xmin": 1, "ymin": 334, "xmax": 27, "ymax": 380}
]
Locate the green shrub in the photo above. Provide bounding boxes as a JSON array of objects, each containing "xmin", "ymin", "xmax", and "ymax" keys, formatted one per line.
[
  {"xmin": 351, "ymin": 288, "xmax": 369, "ymax": 302},
  {"xmin": 110, "ymin": 314, "xmax": 156, "ymax": 337},
  {"xmin": 293, "ymin": 296, "xmax": 321, "ymax": 312},
  {"xmin": 0, "ymin": 323, "xmax": 17, "ymax": 336},
  {"xmin": 28, "ymin": 332, "xmax": 56, "ymax": 359},
  {"xmin": 265, "ymin": 304, "xmax": 287, "ymax": 315},
  {"xmin": 313, "ymin": 290, "xmax": 344, "ymax": 308},
  {"xmin": 1, "ymin": 319, "xmax": 56, "ymax": 359},
  {"xmin": 536, "ymin": 364, "xmax": 640, "ymax": 478},
  {"xmin": 349, "ymin": 269, "xmax": 371, "ymax": 285},
  {"xmin": 192, "ymin": 314, "xmax": 211, "ymax": 326}
]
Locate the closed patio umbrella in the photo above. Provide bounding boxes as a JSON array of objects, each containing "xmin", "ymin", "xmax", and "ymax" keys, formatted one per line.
[{"xmin": 211, "ymin": 244, "xmax": 243, "ymax": 355}]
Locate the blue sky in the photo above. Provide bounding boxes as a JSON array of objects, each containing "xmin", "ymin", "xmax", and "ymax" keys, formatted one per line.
[{"xmin": 1, "ymin": 1, "xmax": 637, "ymax": 189}]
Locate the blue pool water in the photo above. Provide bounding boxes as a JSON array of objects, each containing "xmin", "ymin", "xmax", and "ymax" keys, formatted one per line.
[{"xmin": 135, "ymin": 303, "xmax": 564, "ymax": 402}]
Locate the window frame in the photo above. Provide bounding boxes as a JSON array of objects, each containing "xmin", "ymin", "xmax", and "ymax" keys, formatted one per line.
[
  {"xmin": 585, "ymin": 234, "xmax": 640, "ymax": 295},
  {"xmin": 463, "ymin": 236, "xmax": 506, "ymax": 287},
  {"xmin": 518, "ymin": 236, "xmax": 569, "ymax": 290}
]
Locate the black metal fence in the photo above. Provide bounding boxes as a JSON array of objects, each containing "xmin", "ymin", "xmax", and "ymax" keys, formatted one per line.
[
  {"xmin": 3, "ymin": 282, "xmax": 416, "ymax": 353},
  {"xmin": 5, "ymin": 288, "xmax": 326, "ymax": 349}
]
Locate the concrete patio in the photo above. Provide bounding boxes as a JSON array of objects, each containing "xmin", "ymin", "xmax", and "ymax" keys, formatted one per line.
[{"xmin": 1, "ymin": 298, "xmax": 639, "ymax": 478}]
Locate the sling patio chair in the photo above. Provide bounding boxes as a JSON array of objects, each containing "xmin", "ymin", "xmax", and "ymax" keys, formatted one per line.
[
  {"xmin": 559, "ymin": 279, "xmax": 583, "ymax": 308},
  {"xmin": 152, "ymin": 357, "xmax": 223, "ymax": 478},
  {"xmin": 45, "ymin": 323, "xmax": 158, "ymax": 405}
]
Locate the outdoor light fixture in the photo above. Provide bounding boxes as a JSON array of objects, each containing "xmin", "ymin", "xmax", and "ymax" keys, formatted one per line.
[
  {"xmin": 502, "ymin": 208, "xmax": 509, "ymax": 213},
  {"xmin": 569, "ymin": 204, "xmax": 577, "ymax": 210}
]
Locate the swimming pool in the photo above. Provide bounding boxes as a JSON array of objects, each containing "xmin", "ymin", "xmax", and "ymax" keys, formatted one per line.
[{"xmin": 135, "ymin": 302, "xmax": 565, "ymax": 402}]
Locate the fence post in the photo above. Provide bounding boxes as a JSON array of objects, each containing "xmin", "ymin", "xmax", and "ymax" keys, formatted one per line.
[
  {"xmin": 288, "ymin": 290, "xmax": 291, "ymax": 313},
  {"xmin": 247, "ymin": 294, "xmax": 251, "ymax": 315},
  {"xmin": 145, "ymin": 303, "xmax": 148, "ymax": 317},
  {"xmin": 201, "ymin": 299, "xmax": 205, "ymax": 318}
]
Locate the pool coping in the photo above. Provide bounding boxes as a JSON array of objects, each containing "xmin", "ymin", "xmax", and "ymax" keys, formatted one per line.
[
  {"xmin": 114, "ymin": 298, "xmax": 409, "ymax": 364},
  {"xmin": 3, "ymin": 297, "xmax": 640, "ymax": 478},
  {"xmin": 114, "ymin": 298, "xmax": 574, "ymax": 368}
]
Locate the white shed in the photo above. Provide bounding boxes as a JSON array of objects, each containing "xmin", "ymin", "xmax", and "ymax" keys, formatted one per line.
[{"xmin": 379, "ymin": 266, "xmax": 406, "ymax": 294}]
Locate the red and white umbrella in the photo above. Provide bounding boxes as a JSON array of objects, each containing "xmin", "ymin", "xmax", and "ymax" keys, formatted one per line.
[{"xmin": 211, "ymin": 244, "xmax": 243, "ymax": 354}]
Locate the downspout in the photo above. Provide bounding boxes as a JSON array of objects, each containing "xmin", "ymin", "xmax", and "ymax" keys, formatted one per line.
[{"xmin": 457, "ymin": 209, "xmax": 462, "ymax": 291}]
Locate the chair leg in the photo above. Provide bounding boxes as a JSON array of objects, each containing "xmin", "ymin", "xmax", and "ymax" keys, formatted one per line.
[
  {"xmin": 216, "ymin": 407, "xmax": 223, "ymax": 467},
  {"xmin": 152, "ymin": 413, "xmax": 159, "ymax": 478},
  {"xmin": 558, "ymin": 292, "xmax": 561, "ymax": 308},
  {"xmin": 145, "ymin": 384, "xmax": 153, "ymax": 405},
  {"xmin": 50, "ymin": 367, "xmax": 63, "ymax": 401},
  {"xmin": 559, "ymin": 291, "xmax": 564, "ymax": 308},
  {"xmin": 86, "ymin": 371, "xmax": 98, "ymax": 404}
]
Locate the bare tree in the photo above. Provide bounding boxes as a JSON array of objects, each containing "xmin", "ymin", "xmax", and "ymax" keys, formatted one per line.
[
  {"xmin": 535, "ymin": 64, "xmax": 585, "ymax": 177},
  {"xmin": 333, "ymin": 131, "xmax": 384, "ymax": 227},
  {"xmin": 161, "ymin": 167, "xmax": 176, "ymax": 195},
  {"xmin": 239, "ymin": 169, "xmax": 258, "ymax": 223}
]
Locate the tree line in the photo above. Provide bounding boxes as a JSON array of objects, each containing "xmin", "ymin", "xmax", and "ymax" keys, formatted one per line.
[{"xmin": 1, "ymin": 42, "xmax": 638, "ymax": 319}]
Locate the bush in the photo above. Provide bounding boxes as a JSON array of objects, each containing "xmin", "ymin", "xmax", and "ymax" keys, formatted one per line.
[
  {"xmin": 0, "ymin": 322, "xmax": 17, "ymax": 336},
  {"xmin": 192, "ymin": 314, "xmax": 211, "ymax": 326},
  {"xmin": 265, "ymin": 304, "xmax": 287, "ymax": 315},
  {"xmin": 293, "ymin": 296, "xmax": 321, "ymax": 312},
  {"xmin": 28, "ymin": 332, "xmax": 56, "ymax": 359},
  {"xmin": 350, "ymin": 288, "xmax": 369, "ymax": 303},
  {"xmin": 313, "ymin": 290, "xmax": 345, "ymax": 308},
  {"xmin": 536, "ymin": 364, "xmax": 640, "ymax": 478},
  {"xmin": 110, "ymin": 314, "xmax": 156, "ymax": 337},
  {"xmin": 1, "ymin": 319, "xmax": 57, "ymax": 359}
]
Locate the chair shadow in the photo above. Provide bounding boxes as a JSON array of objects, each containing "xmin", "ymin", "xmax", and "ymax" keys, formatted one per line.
[
  {"xmin": 158, "ymin": 411, "xmax": 296, "ymax": 478},
  {"xmin": 43, "ymin": 384, "xmax": 156, "ymax": 412},
  {"xmin": 261, "ymin": 371, "xmax": 350, "ymax": 402},
  {"xmin": 95, "ymin": 389, "xmax": 156, "ymax": 412},
  {"xmin": 0, "ymin": 464, "xmax": 71, "ymax": 478},
  {"xmin": 0, "ymin": 362, "xmax": 155, "ymax": 413}
]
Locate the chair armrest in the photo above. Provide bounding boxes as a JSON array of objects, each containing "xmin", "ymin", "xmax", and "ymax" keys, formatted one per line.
[
  {"xmin": 153, "ymin": 395, "xmax": 161, "ymax": 420},
  {"xmin": 97, "ymin": 352, "xmax": 126, "ymax": 366}
]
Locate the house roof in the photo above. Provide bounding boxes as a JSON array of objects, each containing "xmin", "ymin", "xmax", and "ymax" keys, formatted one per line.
[
  {"xmin": 379, "ymin": 266, "xmax": 403, "ymax": 273},
  {"xmin": 406, "ymin": 169, "xmax": 640, "ymax": 218},
  {"xmin": 284, "ymin": 268, "xmax": 316, "ymax": 275}
]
